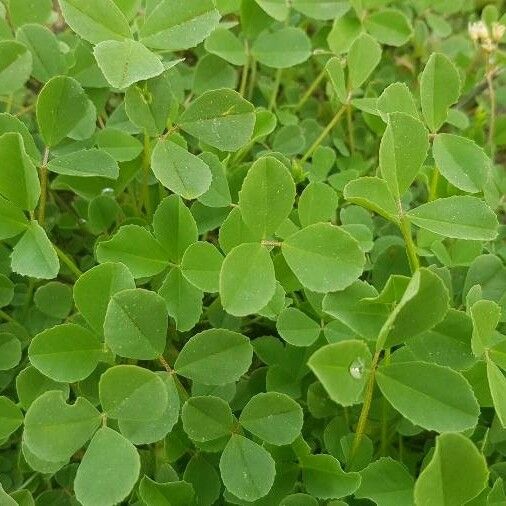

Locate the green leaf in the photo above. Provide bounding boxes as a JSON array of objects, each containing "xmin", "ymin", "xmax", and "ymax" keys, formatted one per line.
[
  {"xmin": 239, "ymin": 392, "xmax": 303, "ymax": 445},
  {"xmin": 281, "ymin": 223, "xmax": 365, "ymax": 293},
  {"xmin": 276, "ymin": 308, "xmax": 321, "ymax": 347},
  {"xmin": 0, "ymin": 114, "xmax": 39, "ymax": 165},
  {"xmin": 118, "ymin": 372, "xmax": 179, "ymax": 445},
  {"xmin": 139, "ymin": 477, "xmax": 195, "ymax": 506},
  {"xmin": 73, "ymin": 262, "xmax": 135, "ymax": 334},
  {"xmin": 414, "ymin": 433, "xmax": 488, "ymax": 505},
  {"xmin": 239, "ymin": 156, "xmax": 296, "ymax": 238},
  {"xmin": 0, "ymin": 195, "xmax": 29, "ymax": 240},
  {"xmin": 124, "ymin": 72, "xmax": 176, "ymax": 137},
  {"xmin": 36, "ymin": 76, "xmax": 89, "ymax": 147},
  {"xmin": 419, "ymin": 52, "xmax": 461, "ymax": 132},
  {"xmin": 179, "ymin": 89, "xmax": 255, "ymax": 152},
  {"xmin": 220, "ymin": 434, "xmax": 276, "ymax": 501},
  {"xmin": 104, "ymin": 288, "xmax": 168, "ymax": 360},
  {"xmin": 0, "ymin": 332, "xmax": 20, "ymax": 371},
  {"xmin": 0, "ymin": 396, "xmax": 23, "ymax": 439},
  {"xmin": 327, "ymin": 11, "xmax": 361, "ymax": 54},
  {"xmin": 379, "ymin": 112, "xmax": 429, "ymax": 199},
  {"xmin": 344, "ymin": 177, "xmax": 399, "ymax": 222},
  {"xmin": 308, "ymin": 340, "xmax": 372, "ymax": 406},
  {"xmin": 34, "ymin": 281, "xmax": 72, "ymax": 319},
  {"xmin": 298, "ymin": 182, "xmax": 339, "ymax": 227},
  {"xmin": 0, "ymin": 275, "xmax": 14, "ymax": 308},
  {"xmin": 47, "ymin": 149, "xmax": 119, "ymax": 179},
  {"xmin": 364, "ymin": 9, "xmax": 413, "ymax": 46},
  {"xmin": 381, "ymin": 268, "xmax": 450, "ymax": 349},
  {"xmin": 347, "ymin": 33, "xmax": 382, "ymax": 90},
  {"xmin": 9, "ymin": 0, "xmax": 52, "ymax": 27},
  {"xmin": 96, "ymin": 127, "xmax": 143, "ymax": 161},
  {"xmin": 140, "ymin": 0, "xmax": 220, "ymax": 51},
  {"xmin": 254, "ymin": 0, "xmax": 289, "ymax": 21},
  {"xmin": 152, "ymin": 195, "xmax": 198, "ymax": 263},
  {"xmin": 0, "ymin": 484, "xmax": 16, "ymax": 506},
  {"xmin": 16, "ymin": 366, "xmax": 69, "ymax": 411},
  {"xmin": 0, "ymin": 132, "xmax": 40, "ymax": 210},
  {"xmin": 406, "ymin": 196, "xmax": 498, "ymax": 241},
  {"xmin": 99, "ymin": 365, "xmax": 168, "ymax": 420},
  {"xmin": 470, "ymin": 299, "xmax": 501, "ymax": 357},
  {"xmin": 487, "ymin": 359, "xmax": 506, "ymax": 427},
  {"xmin": 376, "ymin": 361, "xmax": 480, "ymax": 432},
  {"xmin": 302, "ymin": 454, "xmax": 361, "ymax": 500},
  {"xmin": 175, "ymin": 328, "xmax": 253, "ymax": 385},
  {"xmin": 0, "ymin": 41, "xmax": 32, "ymax": 95},
  {"xmin": 251, "ymin": 27, "xmax": 312, "ymax": 68},
  {"xmin": 326, "ymin": 57, "xmax": 348, "ymax": 104},
  {"xmin": 292, "ymin": 0, "xmax": 350, "ymax": 20},
  {"xmin": 181, "ymin": 395, "xmax": 234, "ymax": 442},
  {"xmin": 184, "ymin": 455, "xmax": 221, "ymax": 506},
  {"xmin": 356, "ymin": 457, "xmax": 414, "ymax": 506},
  {"xmin": 198, "ymin": 152, "xmax": 232, "ymax": 208},
  {"xmin": 151, "ymin": 139, "xmax": 212, "ymax": 199},
  {"xmin": 219, "ymin": 207, "xmax": 262, "ymax": 254},
  {"xmin": 159, "ymin": 268, "xmax": 203, "ymax": 332},
  {"xmin": 181, "ymin": 241, "xmax": 223, "ymax": 293},
  {"xmin": 24, "ymin": 391, "xmax": 101, "ymax": 462},
  {"xmin": 204, "ymin": 28, "xmax": 247, "ymax": 66},
  {"xmin": 96, "ymin": 224, "xmax": 168, "ymax": 278},
  {"xmin": 193, "ymin": 53, "xmax": 236, "ymax": 95},
  {"xmin": 94, "ymin": 39, "xmax": 164, "ymax": 89},
  {"xmin": 58, "ymin": 0, "xmax": 132, "ymax": 44},
  {"xmin": 29, "ymin": 323, "xmax": 102, "ymax": 383},
  {"xmin": 11, "ymin": 221, "xmax": 59, "ymax": 280},
  {"xmin": 16, "ymin": 24, "xmax": 68, "ymax": 83},
  {"xmin": 220, "ymin": 242, "xmax": 276, "ymax": 316},
  {"xmin": 432, "ymin": 134, "xmax": 490, "ymax": 193},
  {"xmin": 74, "ymin": 427, "xmax": 140, "ymax": 506},
  {"xmin": 377, "ymin": 82, "xmax": 419, "ymax": 121}
]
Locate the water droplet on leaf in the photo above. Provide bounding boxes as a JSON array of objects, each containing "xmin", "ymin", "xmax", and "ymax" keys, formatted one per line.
[{"xmin": 349, "ymin": 358, "xmax": 365, "ymax": 379}]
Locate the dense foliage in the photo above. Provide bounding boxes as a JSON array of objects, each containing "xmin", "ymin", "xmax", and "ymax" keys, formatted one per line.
[{"xmin": 0, "ymin": 0, "xmax": 505, "ymax": 504}]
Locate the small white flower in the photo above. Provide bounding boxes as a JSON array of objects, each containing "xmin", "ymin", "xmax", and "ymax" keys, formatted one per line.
[
  {"xmin": 492, "ymin": 22, "xmax": 506, "ymax": 42},
  {"xmin": 468, "ymin": 22, "xmax": 480, "ymax": 41},
  {"xmin": 468, "ymin": 20, "xmax": 490, "ymax": 41},
  {"xmin": 481, "ymin": 38, "xmax": 496, "ymax": 53}
]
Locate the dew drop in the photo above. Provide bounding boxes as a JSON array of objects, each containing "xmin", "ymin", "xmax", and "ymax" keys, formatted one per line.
[
  {"xmin": 101, "ymin": 187, "xmax": 115, "ymax": 196},
  {"xmin": 349, "ymin": 358, "xmax": 365, "ymax": 379}
]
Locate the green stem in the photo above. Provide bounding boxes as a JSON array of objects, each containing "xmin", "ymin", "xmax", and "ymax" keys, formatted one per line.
[
  {"xmin": 261, "ymin": 240, "xmax": 282, "ymax": 247},
  {"xmin": 15, "ymin": 472, "xmax": 39, "ymax": 492},
  {"xmin": 301, "ymin": 104, "xmax": 347, "ymax": 164},
  {"xmin": 428, "ymin": 167, "xmax": 439, "ymax": 201},
  {"xmin": 346, "ymin": 104, "xmax": 355, "ymax": 154},
  {"xmin": 380, "ymin": 348, "xmax": 391, "ymax": 456},
  {"xmin": 349, "ymin": 350, "xmax": 381, "ymax": 462},
  {"xmin": 159, "ymin": 356, "xmax": 190, "ymax": 400},
  {"xmin": 247, "ymin": 57, "xmax": 257, "ymax": 101},
  {"xmin": 291, "ymin": 435, "xmax": 311, "ymax": 462},
  {"xmin": 269, "ymin": 69, "xmax": 283, "ymax": 111},
  {"xmin": 294, "ymin": 66, "xmax": 326, "ymax": 112},
  {"xmin": 142, "ymin": 132, "xmax": 152, "ymax": 218},
  {"xmin": 399, "ymin": 216, "xmax": 420, "ymax": 273},
  {"xmin": 486, "ymin": 55, "xmax": 497, "ymax": 161},
  {"xmin": 53, "ymin": 245, "xmax": 83, "ymax": 279},
  {"xmin": 5, "ymin": 94, "xmax": 13, "ymax": 114},
  {"xmin": 0, "ymin": 309, "xmax": 15, "ymax": 323},
  {"xmin": 37, "ymin": 147, "xmax": 50, "ymax": 226},
  {"xmin": 22, "ymin": 278, "xmax": 35, "ymax": 320},
  {"xmin": 239, "ymin": 45, "xmax": 250, "ymax": 97}
]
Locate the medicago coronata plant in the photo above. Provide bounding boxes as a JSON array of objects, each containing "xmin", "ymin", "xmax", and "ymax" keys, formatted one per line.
[{"xmin": 0, "ymin": 0, "xmax": 505, "ymax": 504}]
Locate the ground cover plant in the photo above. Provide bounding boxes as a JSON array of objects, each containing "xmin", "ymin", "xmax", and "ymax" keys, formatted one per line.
[{"xmin": 0, "ymin": 0, "xmax": 505, "ymax": 504}]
